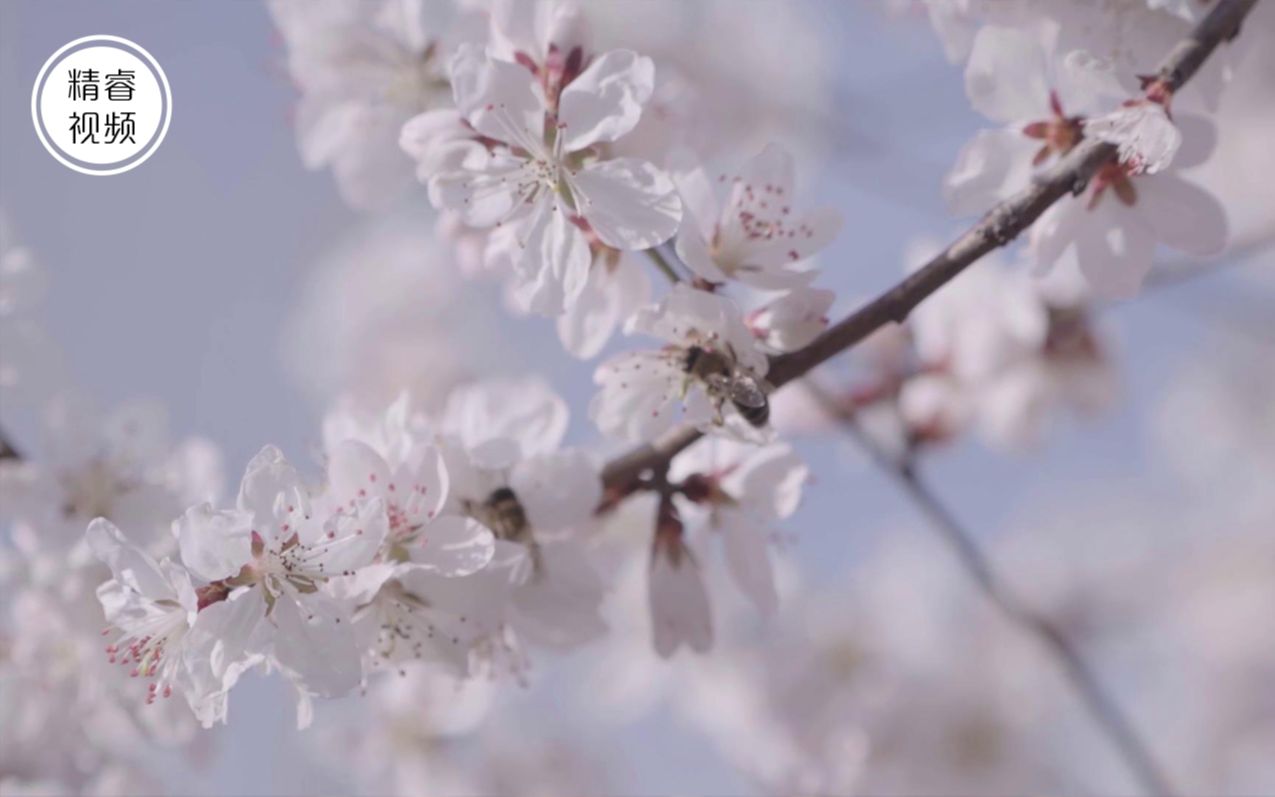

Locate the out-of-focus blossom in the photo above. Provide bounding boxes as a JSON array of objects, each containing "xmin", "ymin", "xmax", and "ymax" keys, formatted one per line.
[
  {"xmin": 901, "ymin": 247, "xmax": 1117, "ymax": 449},
  {"xmin": 0, "ymin": 213, "xmax": 62, "ymax": 406},
  {"xmin": 1, "ymin": 397, "xmax": 221, "ymax": 557},
  {"xmin": 1028, "ymin": 151, "xmax": 1227, "ymax": 299},
  {"xmin": 268, "ymin": 0, "xmax": 466, "ymax": 209},
  {"xmin": 281, "ymin": 213, "xmax": 508, "ymax": 414}
]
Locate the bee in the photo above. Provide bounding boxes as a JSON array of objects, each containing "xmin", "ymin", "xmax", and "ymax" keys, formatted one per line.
[
  {"xmin": 683, "ymin": 345, "xmax": 770, "ymax": 428},
  {"xmin": 482, "ymin": 486, "xmax": 528, "ymax": 541},
  {"xmin": 478, "ymin": 486, "xmax": 543, "ymax": 576}
]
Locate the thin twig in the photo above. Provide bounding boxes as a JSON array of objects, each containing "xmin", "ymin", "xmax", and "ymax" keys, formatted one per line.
[
  {"xmin": 0, "ymin": 428, "xmax": 20, "ymax": 461},
  {"xmin": 807, "ymin": 383, "xmax": 1178, "ymax": 796},
  {"xmin": 599, "ymin": 0, "xmax": 1258, "ymax": 496},
  {"xmin": 644, "ymin": 246, "xmax": 683, "ymax": 285}
]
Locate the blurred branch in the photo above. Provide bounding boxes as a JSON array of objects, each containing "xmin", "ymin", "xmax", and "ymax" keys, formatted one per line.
[
  {"xmin": 0, "ymin": 427, "xmax": 20, "ymax": 461},
  {"xmin": 644, "ymin": 246, "xmax": 683, "ymax": 285},
  {"xmin": 600, "ymin": 0, "xmax": 1259, "ymax": 496},
  {"xmin": 804, "ymin": 381, "xmax": 1179, "ymax": 797}
]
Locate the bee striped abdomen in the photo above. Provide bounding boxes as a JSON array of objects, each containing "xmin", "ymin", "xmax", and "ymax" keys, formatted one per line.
[{"xmin": 734, "ymin": 398, "xmax": 770, "ymax": 428}]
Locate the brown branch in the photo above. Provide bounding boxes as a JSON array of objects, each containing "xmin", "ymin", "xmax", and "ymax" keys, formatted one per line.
[
  {"xmin": 599, "ymin": 0, "xmax": 1258, "ymax": 495},
  {"xmin": 0, "ymin": 428, "xmax": 20, "ymax": 461}
]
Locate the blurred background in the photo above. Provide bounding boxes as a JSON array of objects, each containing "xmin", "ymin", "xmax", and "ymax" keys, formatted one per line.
[{"xmin": 2, "ymin": 1, "xmax": 1273, "ymax": 794}]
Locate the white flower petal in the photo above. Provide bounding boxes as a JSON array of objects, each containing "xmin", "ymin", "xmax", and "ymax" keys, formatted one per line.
[
  {"xmin": 184, "ymin": 586, "xmax": 269, "ymax": 699},
  {"xmin": 411, "ymin": 515, "xmax": 495, "ymax": 577},
  {"xmin": 509, "ymin": 541, "xmax": 607, "ymax": 648},
  {"xmin": 237, "ymin": 445, "xmax": 306, "ymax": 529},
  {"xmin": 557, "ymin": 50, "xmax": 654, "ymax": 152},
  {"xmin": 270, "ymin": 590, "xmax": 362, "ymax": 698},
  {"xmin": 175, "ymin": 503, "xmax": 253, "ymax": 583},
  {"xmin": 1171, "ymin": 114, "xmax": 1218, "ymax": 170},
  {"xmin": 443, "ymin": 377, "xmax": 569, "ymax": 466},
  {"xmin": 945, "ymin": 128, "xmax": 1038, "ymax": 216},
  {"xmin": 733, "ymin": 444, "xmax": 809, "ymax": 520},
  {"xmin": 86, "ymin": 518, "xmax": 172, "ymax": 602},
  {"xmin": 674, "ymin": 217, "xmax": 730, "ymax": 284},
  {"xmin": 556, "ymin": 257, "xmax": 651, "ymax": 359},
  {"xmin": 668, "ymin": 152, "xmax": 719, "ymax": 242},
  {"xmin": 510, "ymin": 450, "xmax": 602, "ymax": 531},
  {"xmin": 449, "ymin": 43, "xmax": 545, "ymax": 153},
  {"xmin": 429, "ymin": 151, "xmax": 530, "ymax": 228},
  {"xmin": 574, "ymin": 157, "xmax": 682, "ymax": 251},
  {"xmin": 648, "ymin": 543, "xmax": 712, "ymax": 658},
  {"xmin": 312, "ymin": 497, "xmax": 388, "ymax": 573},
  {"xmin": 718, "ymin": 509, "xmax": 778, "ymax": 616},
  {"xmin": 590, "ymin": 351, "xmax": 686, "ymax": 443},
  {"xmin": 748, "ymin": 288, "xmax": 834, "ymax": 352},
  {"xmin": 1139, "ymin": 174, "xmax": 1228, "ymax": 257},
  {"xmin": 1074, "ymin": 201, "xmax": 1157, "ymax": 300},
  {"xmin": 326, "ymin": 439, "xmax": 391, "ymax": 508},
  {"xmin": 964, "ymin": 25, "xmax": 1051, "ymax": 124},
  {"xmin": 395, "ymin": 443, "xmax": 450, "ymax": 526},
  {"xmin": 399, "ymin": 109, "xmax": 470, "ymax": 176},
  {"xmin": 512, "ymin": 198, "xmax": 593, "ymax": 316}
]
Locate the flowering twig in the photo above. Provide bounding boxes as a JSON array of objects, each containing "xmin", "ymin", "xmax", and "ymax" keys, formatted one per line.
[
  {"xmin": 600, "ymin": 0, "xmax": 1259, "ymax": 497},
  {"xmin": 804, "ymin": 381, "xmax": 1178, "ymax": 797}
]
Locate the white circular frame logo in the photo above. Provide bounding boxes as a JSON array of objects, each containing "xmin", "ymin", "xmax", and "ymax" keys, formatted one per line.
[{"xmin": 31, "ymin": 35, "xmax": 172, "ymax": 176}]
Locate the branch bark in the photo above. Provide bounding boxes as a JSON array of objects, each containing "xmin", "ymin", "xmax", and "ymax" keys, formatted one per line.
[{"xmin": 600, "ymin": 0, "xmax": 1258, "ymax": 494}]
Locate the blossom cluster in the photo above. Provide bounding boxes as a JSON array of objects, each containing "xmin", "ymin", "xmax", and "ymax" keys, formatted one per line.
[
  {"xmin": 921, "ymin": 0, "xmax": 1231, "ymax": 299},
  {"xmin": 1, "ymin": 0, "xmax": 1266, "ymax": 793}
]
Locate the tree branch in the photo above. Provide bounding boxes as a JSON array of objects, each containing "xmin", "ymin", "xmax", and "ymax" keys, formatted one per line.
[
  {"xmin": 806, "ymin": 382, "xmax": 1178, "ymax": 796},
  {"xmin": 599, "ymin": 0, "xmax": 1258, "ymax": 495},
  {"xmin": 0, "ymin": 427, "xmax": 20, "ymax": 461}
]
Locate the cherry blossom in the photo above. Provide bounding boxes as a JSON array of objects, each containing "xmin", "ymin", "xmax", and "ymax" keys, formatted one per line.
[
  {"xmin": 86, "ymin": 518, "xmax": 228, "ymax": 722},
  {"xmin": 267, "ymin": 0, "xmax": 461, "ymax": 209},
  {"xmin": 555, "ymin": 250, "xmax": 653, "ymax": 358},
  {"xmin": 945, "ymin": 21, "xmax": 1227, "ymax": 298},
  {"xmin": 419, "ymin": 42, "xmax": 682, "ymax": 315},
  {"xmin": 647, "ymin": 509, "xmax": 713, "ymax": 658},
  {"xmin": 673, "ymin": 144, "xmax": 842, "ymax": 289},
  {"xmin": 1, "ymin": 397, "xmax": 221, "ymax": 556},
  {"xmin": 5, "ymin": 1, "xmax": 1268, "ymax": 793},
  {"xmin": 320, "ymin": 395, "xmax": 502, "ymax": 676},
  {"xmin": 583, "ymin": 0, "xmax": 837, "ymax": 164},
  {"xmin": 282, "ymin": 215, "xmax": 508, "ymax": 412},
  {"xmin": 945, "ymin": 22, "xmax": 1124, "ymax": 215},
  {"xmin": 899, "ymin": 247, "xmax": 1116, "ymax": 449},
  {"xmin": 0, "ymin": 212, "xmax": 59, "ymax": 405},
  {"xmin": 1028, "ymin": 143, "xmax": 1228, "ymax": 299},
  {"xmin": 591, "ymin": 284, "xmax": 771, "ymax": 443},
  {"xmin": 434, "ymin": 378, "xmax": 608, "ymax": 654},
  {"xmin": 174, "ymin": 446, "xmax": 387, "ymax": 711},
  {"xmin": 746, "ymin": 287, "xmax": 835, "ymax": 353},
  {"xmin": 671, "ymin": 438, "xmax": 809, "ymax": 615}
]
